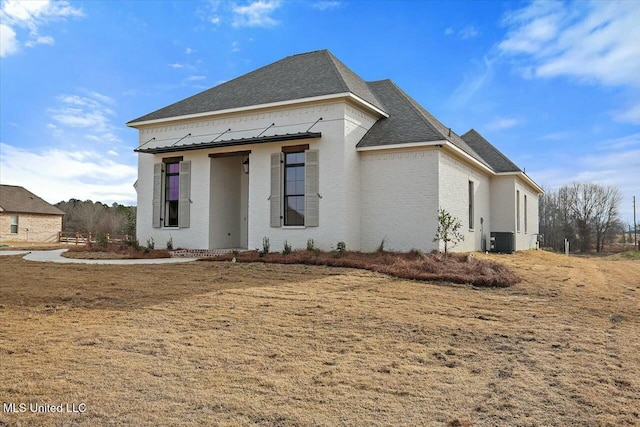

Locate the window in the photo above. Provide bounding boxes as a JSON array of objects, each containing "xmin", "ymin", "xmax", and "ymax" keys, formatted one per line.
[
  {"xmin": 152, "ymin": 158, "xmax": 190, "ymax": 229},
  {"xmin": 524, "ymin": 194, "xmax": 528, "ymax": 233},
  {"xmin": 468, "ymin": 181, "xmax": 474, "ymax": 230},
  {"xmin": 516, "ymin": 190, "xmax": 521, "ymax": 232},
  {"xmin": 284, "ymin": 152, "xmax": 305, "ymax": 226},
  {"xmin": 10, "ymin": 215, "xmax": 18, "ymax": 234},
  {"xmin": 270, "ymin": 148, "xmax": 319, "ymax": 228},
  {"xmin": 165, "ymin": 162, "xmax": 180, "ymax": 227}
]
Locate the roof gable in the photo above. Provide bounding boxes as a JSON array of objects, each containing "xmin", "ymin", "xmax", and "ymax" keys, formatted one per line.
[
  {"xmin": 128, "ymin": 50, "xmax": 384, "ymax": 125},
  {"xmin": 0, "ymin": 185, "xmax": 65, "ymax": 215},
  {"xmin": 358, "ymin": 80, "xmax": 491, "ymax": 169},
  {"xmin": 460, "ymin": 129, "xmax": 521, "ymax": 173}
]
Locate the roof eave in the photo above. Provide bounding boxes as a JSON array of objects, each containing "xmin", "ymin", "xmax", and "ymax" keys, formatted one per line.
[
  {"xmin": 442, "ymin": 141, "xmax": 495, "ymax": 175},
  {"xmin": 356, "ymin": 140, "xmax": 448, "ymax": 152},
  {"xmin": 346, "ymin": 93, "xmax": 389, "ymax": 118},
  {"xmin": 356, "ymin": 140, "xmax": 494, "ymax": 175},
  {"xmin": 127, "ymin": 92, "xmax": 388, "ymax": 128},
  {"xmin": 495, "ymin": 171, "xmax": 544, "ymax": 194}
]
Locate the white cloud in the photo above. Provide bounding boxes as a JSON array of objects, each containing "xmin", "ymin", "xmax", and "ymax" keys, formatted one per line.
[
  {"xmin": 169, "ymin": 63, "xmax": 185, "ymax": 69},
  {"xmin": 539, "ymin": 131, "xmax": 574, "ymax": 141},
  {"xmin": 184, "ymin": 75, "xmax": 206, "ymax": 82},
  {"xmin": 25, "ymin": 34, "xmax": 53, "ymax": 46},
  {"xmin": 611, "ymin": 102, "xmax": 640, "ymax": 125},
  {"xmin": 448, "ymin": 56, "xmax": 494, "ymax": 107},
  {"xmin": 185, "ymin": 47, "xmax": 193, "ymax": 54},
  {"xmin": 0, "ymin": 142, "xmax": 137, "ymax": 205},
  {"xmin": 531, "ymin": 133, "xmax": 640, "ymax": 223},
  {"xmin": 459, "ymin": 25, "xmax": 480, "ymax": 39},
  {"xmin": 486, "ymin": 117, "xmax": 521, "ymax": 131},
  {"xmin": 499, "ymin": 1, "xmax": 640, "ymax": 88},
  {"xmin": 0, "ymin": 0, "xmax": 83, "ymax": 56},
  {"xmin": 444, "ymin": 24, "xmax": 480, "ymax": 39},
  {"xmin": 232, "ymin": 0, "xmax": 280, "ymax": 28},
  {"xmin": 0, "ymin": 23, "xmax": 18, "ymax": 56},
  {"xmin": 47, "ymin": 91, "xmax": 122, "ymax": 144},
  {"xmin": 210, "ymin": 15, "xmax": 220, "ymax": 25},
  {"xmin": 312, "ymin": 1, "xmax": 341, "ymax": 11},
  {"xmin": 231, "ymin": 40, "xmax": 239, "ymax": 52}
]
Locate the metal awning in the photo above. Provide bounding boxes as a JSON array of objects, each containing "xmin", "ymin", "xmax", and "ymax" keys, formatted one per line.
[{"xmin": 134, "ymin": 131, "xmax": 322, "ymax": 154}]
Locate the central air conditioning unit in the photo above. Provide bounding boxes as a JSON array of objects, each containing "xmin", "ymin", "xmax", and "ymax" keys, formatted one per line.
[{"xmin": 490, "ymin": 232, "xmax": 515, "ymax": 253}]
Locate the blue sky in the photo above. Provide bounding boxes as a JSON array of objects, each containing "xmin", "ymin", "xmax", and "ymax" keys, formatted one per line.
[{"xmin": 1, "ymin": 0, "xmax": 639, "ymax": 224}]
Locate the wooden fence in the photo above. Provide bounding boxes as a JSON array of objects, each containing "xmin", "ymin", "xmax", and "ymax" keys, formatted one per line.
[{"xmin": 58, "ymin": 232, "xmax": 131, "ymax": 245}]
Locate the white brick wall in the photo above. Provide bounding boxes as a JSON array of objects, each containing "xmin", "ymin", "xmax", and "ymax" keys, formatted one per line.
[
  {"xmin": 438, "ymin": 151, "xmax": 491, "ymax": 252},
  {"xmin": 515, "ymin": 178, "xmax": 540, "ymax": 250},
  {"xmin": 343, "ymin": 104, "xmax": 378, "ymax": 249},
  {"xmin": 490, "ymin": 176, "xmax": 515, "ymax": 234},
  {"xmin": 360, "ymin": 148, "xmax": 439, "ymax": 252},
  {"xmin": 489, "ymin": 174, "xmax": 540, "ymax": 251},
  {"xmin": 133, "ymin": 100, "xmax": 541, "ymax": 253},
  {"xmin": 136, "ymin": 100, "xmax": 365, "ymax": 252}
]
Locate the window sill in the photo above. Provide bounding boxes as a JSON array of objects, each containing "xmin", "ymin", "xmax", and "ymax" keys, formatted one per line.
[
  {"xmin": 163, "ymin": 226, "xmax": 180, "ymax": 230},
  {"xmin": 469, "ymin": 228, "xmax": 475, "ymax": 232},
  {"xmin": 282, "ymin": 226, "xmax": 306, "ymax": 230}
]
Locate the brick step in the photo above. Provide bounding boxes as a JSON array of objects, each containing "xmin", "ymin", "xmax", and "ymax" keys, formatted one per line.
[{"xmin": 170, "ymin": 248, "xmax": 250, "ymax": 258}]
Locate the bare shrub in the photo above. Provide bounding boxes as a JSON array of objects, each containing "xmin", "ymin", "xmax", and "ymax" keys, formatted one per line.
[{"xmin": 205, "ymin": 249, "xmax": 520, "ymax": 287}]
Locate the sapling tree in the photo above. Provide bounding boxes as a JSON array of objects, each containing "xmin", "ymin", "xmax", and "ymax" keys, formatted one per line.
[{"xmin": 433, "ymin": 208, "xmax": 465, "ymax": 261}]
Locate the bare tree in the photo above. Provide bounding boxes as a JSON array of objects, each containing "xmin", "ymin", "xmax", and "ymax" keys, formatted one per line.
[
  {"xmin": 568, "ymin": 183, "xmax": 599, "ymax": 252},
  {"xmin": 539, "ymin": 186, "xmax": 575, "ymax": 251},
  {"xmin": 592, "ymin": 186, "xmax": 622, "ymax": 252},
  {"xmin": 56, "ymin": 199, "xmax": 136, "ymax": 237},
  {"xmin": 538, "ymin": 182, "xmax": 623, "ymax": 253}
]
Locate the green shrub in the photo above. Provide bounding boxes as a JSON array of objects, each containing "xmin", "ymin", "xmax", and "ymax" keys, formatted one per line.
[
  {"xmin": 129, "ymin": 239, "xmax": 140, "ymax": 250},
  {"xmin": 433, "ymin": 208, "xmax": 464, "ymax": 261},
  {"xmin": 96, "ymin": 233, "xmax": 110, "ymax": 246},
  {"xmin": 166, "ymin": 236, "xmax": 173, "ymax": 250},
  {"xmin": 282, "ymin": 240, "xmax": 292, "ymax": 256},
  {"xmin": 146, "ymin": 237, "xmax": 155, "ymax": 250}
]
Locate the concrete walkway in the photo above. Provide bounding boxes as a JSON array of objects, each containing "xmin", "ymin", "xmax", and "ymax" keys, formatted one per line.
[{"xmin": 0, "ymin": 249, "xmax": 197, "ymax": 265}]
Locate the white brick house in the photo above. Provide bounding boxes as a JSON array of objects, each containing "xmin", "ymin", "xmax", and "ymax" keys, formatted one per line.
[{"xmin": 127, "ymin": 50, "xmax": 542, "ymax": 253}]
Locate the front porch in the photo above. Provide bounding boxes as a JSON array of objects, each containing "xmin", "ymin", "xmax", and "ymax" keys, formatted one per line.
[{"xmin": 209, "ymin": 152, "xmax": 250, "ymax": 250}]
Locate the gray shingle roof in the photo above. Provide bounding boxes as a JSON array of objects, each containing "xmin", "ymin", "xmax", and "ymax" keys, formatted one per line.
[
  {"xmin": 0, "ymin": 185, "xmax": 65, "ymax": 215},
  {"xmin": 460, "ymin": 129, "xmax": 521, "ymax": 173},
  {"xmin": 128, "ymin": 50, "xmax": 384, "ymax": 124},
  {"xmin": 358, "ymin": 80, "xmax": 492, "ymax": 169},
  {"xmin": 129, "ymin": 50, "xmax": 524, "ymax": 176}
]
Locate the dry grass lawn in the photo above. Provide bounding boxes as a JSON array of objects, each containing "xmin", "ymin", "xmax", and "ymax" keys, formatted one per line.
[{"xmin": 0, "ymin": 250, "xmax": 638, "ymax": 426}]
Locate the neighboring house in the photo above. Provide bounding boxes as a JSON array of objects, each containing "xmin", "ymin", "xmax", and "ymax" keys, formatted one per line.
[
  {"xmin": 127, "ymin": 50, "xmax": 542, "ymax": 253},
  {"xmin": 0, "ymin": 185, "xmax": 65, "ymax": 242}
]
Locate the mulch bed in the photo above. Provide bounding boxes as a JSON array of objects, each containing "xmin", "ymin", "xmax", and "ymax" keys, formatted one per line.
[
  {"xmin": 62, "ymin": 244, "xmax": 171, "ymax": 259},
  {"xmin": 203, "ymin": 250, "xmax": 520, "ymax": 287}
]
